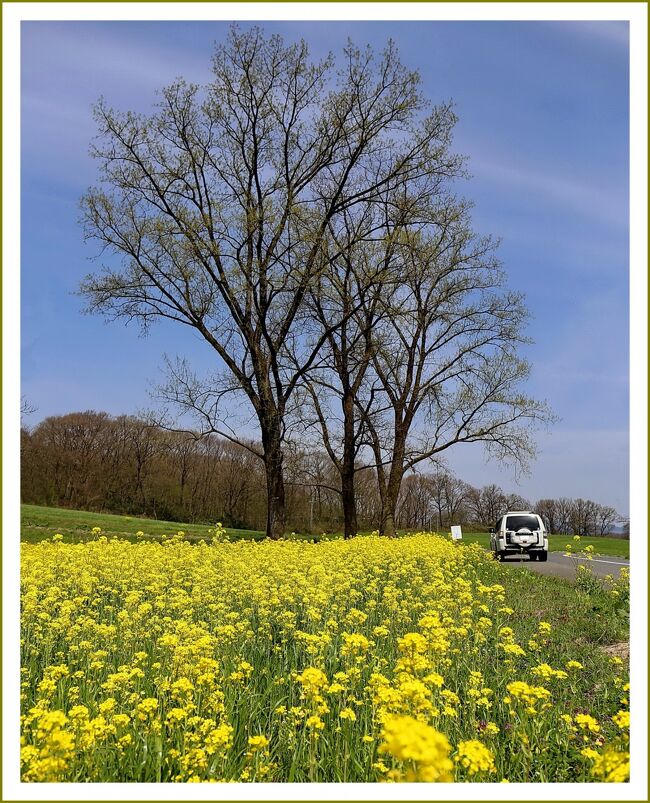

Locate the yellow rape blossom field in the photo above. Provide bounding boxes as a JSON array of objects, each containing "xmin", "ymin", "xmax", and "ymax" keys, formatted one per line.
[{"xmin": 21, "ymin": 531, "xmax": 629, "ymax": 783}]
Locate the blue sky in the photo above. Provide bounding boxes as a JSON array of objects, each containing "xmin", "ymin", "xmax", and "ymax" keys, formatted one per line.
[{"xmin": 20, "ymin": 20, "xmax": 629, "ymax": 513}]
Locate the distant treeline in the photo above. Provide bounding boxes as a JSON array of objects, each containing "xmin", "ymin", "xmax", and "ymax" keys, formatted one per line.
[{"xmin": 21, "ymin": 411, "xmax": 626, "ymax": 537}]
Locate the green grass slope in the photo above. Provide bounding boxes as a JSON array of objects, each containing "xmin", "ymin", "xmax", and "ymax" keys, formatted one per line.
[
  {"xmin": 20, "ymin": 504, "xmax": 264, "ymax": 544},
  {"xmin": 20, "ymin": 504, "xmax": 629, "ymax": 557}
]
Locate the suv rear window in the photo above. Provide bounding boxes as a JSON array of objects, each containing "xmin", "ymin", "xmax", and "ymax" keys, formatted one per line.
[{"xmin": 505, "ymin": 515, "xmax": 540, "ymax": 532}]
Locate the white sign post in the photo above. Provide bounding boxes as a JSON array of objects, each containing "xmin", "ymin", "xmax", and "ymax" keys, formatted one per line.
[{"xmin": 450, "ymin": 525, "xmax": 462, "ymax": 541}]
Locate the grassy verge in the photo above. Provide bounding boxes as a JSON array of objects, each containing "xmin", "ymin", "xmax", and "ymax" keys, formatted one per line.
[
  {"xmin": 456, "ymin": 531, "xmax": 629, "ymax": 559},
  {"xmin": 20, "ymin": 504, "xmax": 629, "ymax": 558},
  {"xmin": 20, "ymin": 503, "xmax": 265, "ymax": 544}
]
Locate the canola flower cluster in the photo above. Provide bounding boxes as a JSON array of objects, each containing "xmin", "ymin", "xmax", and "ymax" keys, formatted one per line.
[{"xmin": 21, "ymin": 532, "xmax": 629, "ymax": 783}]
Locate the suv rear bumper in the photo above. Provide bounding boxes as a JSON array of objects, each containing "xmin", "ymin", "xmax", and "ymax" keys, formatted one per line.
[{"xmin": 501, "ymin": 545, "xmax": 544, "ymax": 553}]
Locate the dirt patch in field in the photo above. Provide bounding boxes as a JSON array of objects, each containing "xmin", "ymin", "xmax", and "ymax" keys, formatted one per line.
[{"xmin": 599, "ymin": 642, "xmax": 629, "ymax": 662}]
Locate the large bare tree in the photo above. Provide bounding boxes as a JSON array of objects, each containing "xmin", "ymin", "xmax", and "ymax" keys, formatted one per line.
[
  {"xmin": 358, "ymin": 197, "xmax": 552, "ymax": 536},
  {"xmin": 80, "ymin": 27, "xmax": 460, "ymax": 538},
  {"xmin": 300, "ymin": 208, "xmax": 399, "ymax": 539},
  {"xmin": 301, "ymin": 182, "xmax": 464, "ymax": 539}
]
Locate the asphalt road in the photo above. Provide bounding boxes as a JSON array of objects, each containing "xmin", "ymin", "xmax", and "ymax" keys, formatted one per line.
[{"xmin": 498, "ymin": 551, "xmax": 630, "ymax": 581}]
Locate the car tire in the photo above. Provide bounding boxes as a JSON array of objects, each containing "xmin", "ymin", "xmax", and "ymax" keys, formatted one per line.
[
  {"xmin": 529, "ymin": 553, "xmax": 537, "ymax": 561},
  {"xmin": 538, "ymin": 551, "xmax": 548, "ymax": 562},
  {"xmin": 497, "ymin": 551, "xmax": 505, "ymax": 562}
]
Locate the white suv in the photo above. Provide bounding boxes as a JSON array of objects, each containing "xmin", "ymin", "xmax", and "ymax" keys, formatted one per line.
[{"xmin": 490, "ymin": 511, "xmax": 548, "ymax": 562}]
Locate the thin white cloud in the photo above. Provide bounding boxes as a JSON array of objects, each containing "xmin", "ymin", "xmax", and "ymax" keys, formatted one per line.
[
  {"xmin": 470, "ymin": 157, "xmax": 628, "ymax": 232},
  {"xmin": 22, "ymin": 23, "xmax": 214, "ymax": 188},
  {"xmin": 22, "ymin": 22, "xmax": 211, "ymax": 93},
  {"xmin": 561, "ymin": 20, "xmax": 629, "ymax": 49},
  {"xmin": 531, "ymin": 292, "xmax": 628, "ymax": 377}
]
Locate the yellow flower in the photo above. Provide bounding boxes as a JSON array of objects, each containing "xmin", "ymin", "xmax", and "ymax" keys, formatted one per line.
[
  {"xmin": 531, "ymin": 663, "xmax": 568, "ymax": 681},
  {"xmin": 247, "ymin": 734, "xmax": 269, "ymax": 751},
  {"xmin": 135, "ymin": 698, "xmax": 158, "ymax": 721},
  {"xmin": 341, "ymin": 633, "xmax": 371, "ymax": 657},
  {"xmin": 98, "ymin": 698, "xmax": 116, "ymax": 715},
  {"xmin": 165, "ymin": 707, "xmax": 188, "ymax": 726},
  {"xmin": 397, "ymin": 632, "xmax": 428, "ymax": 653},
  {"xmin": 295, "ymin": 667, "xmax": 328, "ymax": 697},
  {"xmin": 20, "ymin": 526, "xmax": 624, "ymax": 783},
  {"xmin": 501, "ymin": 643, "xmax": 526, "ymax": 657},
  {"xmin": 454, "ymin": 740, "xmax": 496, "ymax": 776},
  {"xmin": 379, "ymin": 714, "xmax": 453, "ymax": 782},
  {"xmin": 67, "ymin": 705, "xmax": 89, "ymax": 722},
  {"xmin": 566, "ymin": 660, "xmax": 584, "ymax": 670},
  {"xmin": 574, "ymin": 713, "xmax": 600, "ymax": 733},
  {"xmin": 170, "ymin": 677, "xmax": 194, "ymax": 698},
  {"xmin": 590, "ymin": 748, "xmax": 630, "ymax": 782},
  {"xmin": 205, "ymin": 724, "xmax": 234, "ymax": 755},
  {"xmin": 506, "ymin": 681, "xmax": 551, "ymax": 707}
]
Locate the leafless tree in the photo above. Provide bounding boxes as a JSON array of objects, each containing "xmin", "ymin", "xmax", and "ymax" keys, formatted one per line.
[
  {"xmin": 594, "ymin": 504, "xmax": 619, "ymax": 536},
  {"xmin": 357, "ymin": 194, "xmax": 551, "ymax": 536},
  {"xmin": 536, "ymin": 498, "xmax": 558, "ymax": 534},
  {"xmin": 420, "ymin": 470, "xmax": 467, "ymax": 530},
  {"xmin": 397, "ymin": 473, "xmax": 433, "ymax": 530},
  {"xmin": 465, "ymin": 483, "xmax": 508, "ymax": 528},
  {"xmin": 569, "ymin": 498, "xmax": 599, "ymax": 537},
  {"xmin": 300, "ymin": 199, "xmax": 418, "ymax": 538},
  {"xmin": 506, "ymin": 493, "xmax": 531, "ymax": 511},
  {"xmin": 21, "ymin": 396, "xmax": 37, "ymax": 424},
  {"xmin": 554, "ymin": 497, "xmax": 574, "ymax": 535},
  {"xmin": 80, "ymin": 27, "xmax": 458, "ymax": 538}
]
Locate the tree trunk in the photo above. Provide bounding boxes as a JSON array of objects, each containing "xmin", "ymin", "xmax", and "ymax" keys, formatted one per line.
[
  {"xmin": 341, "ymin": 391, "xmax": 358, "ymax": 539},
  {"xmin": 381, "ymin": 508, "xmax": 397, "ymax": 538},
  {"xmin": 341, "ymin": 470, "xmax": 358, "ymax": 539},
  {"xmin": 261, "ymin": 427, "xmax": 287, "ymax": 540},
  {"xmin": 378, "ymin": 432, "xmax": 406, "ymax": 538},
  {"xmin": 379, "ymin": 478, "xmax": 402, "ymax": 537}
]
